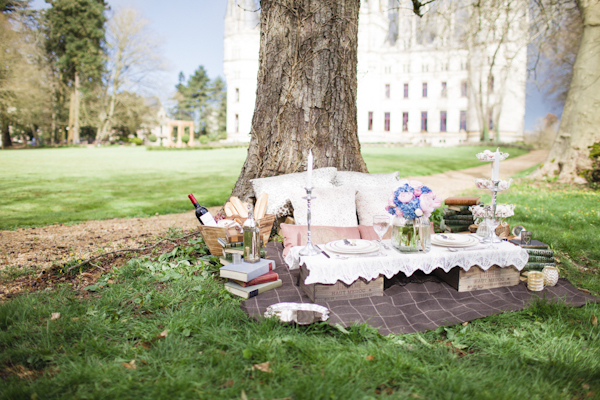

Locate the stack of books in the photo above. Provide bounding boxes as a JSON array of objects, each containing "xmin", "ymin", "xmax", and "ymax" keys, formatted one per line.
[
  {"xmin": 217, "ymin": 236, "xmax": 244, "ymax": 264},
  {"xmin": 442, "ymin": 197, "xmax": 480, "ymax": 233},
  {"xmin": 509, "ymin": 239, "xmax": 556, "ymax": 270},
  {"xmin": 220, "ymin": 258, "xmax": 282, "ymax": 299}
]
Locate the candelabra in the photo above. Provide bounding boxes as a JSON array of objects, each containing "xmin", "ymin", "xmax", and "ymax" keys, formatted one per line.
[{"xmin": 299, "ymin": 187, "xmax": 322, "ymax": 256}]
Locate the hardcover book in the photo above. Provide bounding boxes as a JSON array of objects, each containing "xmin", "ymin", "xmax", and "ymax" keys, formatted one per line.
[
  {"xmin": 446, "ymin": 205, "xmax": 476, "ymax": 213},
  {"xmin": 509, "ymin": 239, "xmax": 549, "ymax": 249},
  {"xmin": 444, "ymin": 196, "xmax": 481, "ymax": 206},
  {"xmin": 224, "ymin": 279, "xmax": 282, "ymax": 299},
  {"xmin": 443, "ymin": 219, "xmax": 474, "ymax": 226},
  {"xmin": 217, "ymin": 237, "xmax": 243, "ymax": 248},
  {"xmin": 223, "ymin": 247, "xmax": 244, "ymax": 255},
  {"xmin": 219, "ymin": 258, "xmax": 275, "ymax": 282},
  {"xmin": 526, "ymin": 249, "xmax": 554, "ymax": 257},
  {"xmin": 527, "ymin": 255, "xmax": 555, "ymax": 263},
  {"xmin": 524, "ymin": 262, "xmax": 557, "ymax": 269},
  {"xmin": 443, "ymin": 214, "xmax": 476, "ymax": 221},
  {"xmin": 230, "ymin": 271, "xmax": 279, "ymax": 287}
]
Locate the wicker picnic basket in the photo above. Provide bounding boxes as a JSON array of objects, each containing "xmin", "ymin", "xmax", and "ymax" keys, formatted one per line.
[{"xmin": 198, "ymin": 214, "xmax": 276, "ymax": 256}]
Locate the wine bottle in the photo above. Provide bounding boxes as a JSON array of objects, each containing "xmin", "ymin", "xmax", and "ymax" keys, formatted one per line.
[{"xmin": 188, "ymin": 193, "xmax": 217, "ymax": 226}]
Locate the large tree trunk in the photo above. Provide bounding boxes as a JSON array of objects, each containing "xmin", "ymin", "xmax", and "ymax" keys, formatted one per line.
[
  {"xmin": 1, "ymin": 113, "xmax": 12, "ymax": 148},
  {"xmin": 533, "ymin": 0, "xmax": 600, "ymax": 182},
  {"xmin": 231, "ymin": 0, "xmax": 367, "ymax": 201},
  {"xmin": 72, "ymin": 72, "xmax": 80, "ymax": 144}
]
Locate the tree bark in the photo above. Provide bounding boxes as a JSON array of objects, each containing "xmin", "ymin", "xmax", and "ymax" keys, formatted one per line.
[
  {"xmin": 1, "ymin": 113, "xmax": 12, "ymax": 148},
  {"xmin": 73, "ymin": 72, "xmax": 80, "ymax": 144},
  {"xmin": 533, "ymin": 0, "xmax": 600, "ymax": 182},
  {"xmin": 231, "ymin": 0, "xmax": 367, "ymax": 201}
]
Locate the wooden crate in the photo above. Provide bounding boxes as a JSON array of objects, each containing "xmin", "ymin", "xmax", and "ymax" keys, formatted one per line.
[
  {"xmin": 299, "ymin": 264, "xmax": 384, "ymax": 302},
  {"xmin": 435, "ymin": 265, "xmax": 520, "ymax": 292},
  {"xmin": 198, "ymin": 214, "xmax": 275, "ymax": 256}
]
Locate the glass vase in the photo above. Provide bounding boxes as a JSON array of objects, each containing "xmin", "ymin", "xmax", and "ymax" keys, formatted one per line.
[{"xmin": 391, "ymin": 216, "xmax": 431, "ymax": 252}]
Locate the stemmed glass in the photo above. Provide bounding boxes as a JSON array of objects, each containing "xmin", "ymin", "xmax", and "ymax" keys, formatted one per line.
[{"xmin": 373, "ymin": 215, "xmax": 390, "ymax": 249}]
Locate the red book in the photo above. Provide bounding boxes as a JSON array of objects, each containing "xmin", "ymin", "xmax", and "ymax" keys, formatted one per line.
[{"xmin": 231, "ymin": 271, "xmax": 279, "ymax": 287}]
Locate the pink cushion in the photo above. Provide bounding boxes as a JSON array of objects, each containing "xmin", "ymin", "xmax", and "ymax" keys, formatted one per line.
[
  {"xmin": 280, "ymin": 224, "xmax": 361, "ymax": 257},
  {"xmin": 357, "ymin": 225, "xmax": 392, "ymax": 240}
]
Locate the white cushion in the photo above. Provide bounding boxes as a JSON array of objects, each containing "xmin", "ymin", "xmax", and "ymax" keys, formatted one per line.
[
  {"xmin": 290, "ymin": 186, "xmax": 358, "ymax": 227},
  {"xmin": 355, "ymin": 184, "xmax": 403, "ymax": 226},
  {"xmin": 250, "ymin": 167, "xmax": 337, "ymax": 217},
  {"xmin": 333, "ymin": 171, "xmax": 399, "ymax": 187}
]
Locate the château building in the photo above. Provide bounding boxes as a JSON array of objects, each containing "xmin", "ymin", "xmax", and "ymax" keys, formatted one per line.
[{"xmin": 224, "ymin": 0, "xmax": 527, "ymax": 146}]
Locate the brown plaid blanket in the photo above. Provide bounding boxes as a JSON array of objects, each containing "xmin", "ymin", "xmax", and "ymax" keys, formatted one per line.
[{"xmin": 240, "ymin": 242, "xmax": 599, "ymax": 335}]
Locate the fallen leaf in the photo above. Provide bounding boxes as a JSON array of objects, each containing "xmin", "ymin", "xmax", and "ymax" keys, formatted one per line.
[
  {"xmin": 592, "ymin": 315, "xmax": 598, "ymax": 327},
  {"xmin": 366, "ymin": 355, "xmax": 375, "ymax": 361},
  {"xmin": 158, "ymin": 329, "xmax": 168, "ymax": 338},
  {"xmin": 51, "ymin": 313, "xmax": 61, "ymax": 320},
  {"xmin": 139, "ymin": 341, "xmax": 152, "ymax": 349},
  {"xmin": 122, "ymin": 360, "xmax": 137, "ymax": 370},
  {"xmin": 583, "ymin": 383, "xmax": 590, "ymax": 390},
  {"xmin": 462, "ymin": 321, "xmax": 469, "ymax": 326},
  {"xmin": 198, "ymin": 351, "xmax": 203, "ymax": 355},
  {"xmin": 225, "ymin": 380, "xmax": 234, "ymax": 387},
  {"xmin": 71, "ymin": 317, "xmax": 79, "ymax": 321},
  {"xmin": 240, "ymin": 390, "xmax": 248, "ymax": 400},
  {"xmin": 252, "ymin": 361, "xmax": 272, "ymax": 373}
]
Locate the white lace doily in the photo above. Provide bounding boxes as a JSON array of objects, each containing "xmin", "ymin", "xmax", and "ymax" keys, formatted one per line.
[{"xmin": 285, "ymin": 240, "xmax": 529, "ymax": 285}]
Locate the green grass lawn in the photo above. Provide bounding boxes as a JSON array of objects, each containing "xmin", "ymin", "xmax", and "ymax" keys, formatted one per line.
[
  {"xmin": 0, "ymin": 145, "xmax": 528, "ymax": 230},
  {"xmin": 1, "ymin": 180, "xmax": 599, "ymax": 398}
]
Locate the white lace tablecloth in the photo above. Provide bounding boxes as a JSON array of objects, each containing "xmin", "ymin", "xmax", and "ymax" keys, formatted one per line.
[{"xmin": 284, "ymin": 239, "xmax": 529, "ymax": 285}]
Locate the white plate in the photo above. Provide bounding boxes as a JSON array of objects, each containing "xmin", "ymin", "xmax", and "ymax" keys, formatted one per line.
[
  {"xmin": 432, "ymin": 235, "xmax": 480, "ymax": 248},
  {"xmin": 325, "ymin": 239, "xmax": 380, "ymax": 254},
  {"xmin": 432, "ymin": 234, "xmax": 474, "ymax": 245}
]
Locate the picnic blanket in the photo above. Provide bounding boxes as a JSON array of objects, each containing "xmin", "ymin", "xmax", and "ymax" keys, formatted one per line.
[{"xmin": 240, "ymin": 242, "xmax": 599, "ymax": 335}]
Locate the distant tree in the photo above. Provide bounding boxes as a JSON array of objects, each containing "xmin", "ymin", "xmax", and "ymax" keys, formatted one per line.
[
  {"xmin": 210, "ymin": 76, "xmax": 227, "ymax": 139},
  {"xmin": 0, "ymin": 0, "xmax": 30, "ymax": 13},
  {"xmin": 94, "ymin": 7, "xmax": 166, "ymax": 142},
  {"xmin": 172, "ymin": 67, "xmax": 227, "ymax": 138},
  {"xmin": 44, "ymin": 0, "xmax": 108, "ymax": 144}
]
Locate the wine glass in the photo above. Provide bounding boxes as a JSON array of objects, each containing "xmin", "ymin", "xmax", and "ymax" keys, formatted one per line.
[{"xmin": 373, "ymin": 215, "xmax": 390, "ymax": 249}]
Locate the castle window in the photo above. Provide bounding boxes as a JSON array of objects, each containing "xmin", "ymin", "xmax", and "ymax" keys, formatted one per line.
[
  {"xmin": 403, "ymin": 83, "xmax": 409, "ymax": 98},
  {"xmin": 384, "ymin": 112, "xmax": 391, "ymax": 132},
  {"xmin": 422, "ymin": 83, "xmax": 427, "ymax": 98},
  {"xmin": 460, "ymin": 111, "xmax": 467, "ymax": 131},
  {"xmin": 402, "ymin": 112, "xmax": 408, "ymax": 132},
  {"xmin": 235, "ymin": 88, "xmax": 239, "ymax": 102},
  {"xmin": 385, "ymin": 84, "xmax": 390, "ymax": 99},
  {"xmin": 421, "ymin": 112, "xmax": 428, "ymax": 132},
  {"xmin": 235, "ymin": 114, "xmax": 239, "ymax": 133},
  {"xmin": 440, "ymin": 111, "xmax": 447, "ymax": 132},
  {"xmin": 368, "ymin": 112, "xmax": 373, "ymax": 131},
  {"xmin": 441, "ymin": 82, "xmax": 447, "ymax": 97},
  {"xmin": 461, "ymin": 81, "xmax": 468, "ymax": 97}
]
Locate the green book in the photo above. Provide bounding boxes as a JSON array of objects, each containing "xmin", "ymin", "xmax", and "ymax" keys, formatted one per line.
[
  {"xmin": 444, "ymin": 215, "xmax": 475, "ymax": 221},
  {"xmin": 224, "ymin": 279, "xmax": 282, "ymax": 299},
  {"xmin": 445, "ymin": 225, "xmax": 471, "ymax": 233},
  {"xmin": 443, "ymin": 209, "xmax": 473, "ymax": 216},
  {"xmin": 526, "ymin": 249, "xmax": 554, "ymax": 257},
  {"xmin": 217, "ymin": 237, "xmax": 243, "ymax": 248},
  {"xmin": 527, "ymin": 255, "xmax": 555, "ymax": 263},
  {"xmin": 444, "ymin": 219, "xmax": 474, "ymax": 226},
  {"xmin": 524, "ymin": 262, "xmax": 557, "ymax": 270}
]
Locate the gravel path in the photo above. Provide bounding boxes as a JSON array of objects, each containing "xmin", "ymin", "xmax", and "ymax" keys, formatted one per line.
[{"xmin": 0, "ymin": 149, "xmax": 548, "ymax": 273}]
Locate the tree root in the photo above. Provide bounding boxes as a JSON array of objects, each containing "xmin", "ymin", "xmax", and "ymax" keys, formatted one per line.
[{"xmin": 64, "ymin": 231, "xmax": 200, "ymax": 273}]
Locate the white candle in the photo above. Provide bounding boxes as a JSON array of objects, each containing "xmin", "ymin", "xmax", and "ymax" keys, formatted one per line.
[
  {"xmin": 306, "ymin": 150, "xmax": 313, "ymax": 188},
  {"xmin": 493, "ymin": 147, "xmax": 500, "ymax": 181}
]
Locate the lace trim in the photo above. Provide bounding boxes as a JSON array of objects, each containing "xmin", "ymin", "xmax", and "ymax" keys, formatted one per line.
[{"xmin": 284, "ymin": 241, "xmax": 529, "ymax": 285}]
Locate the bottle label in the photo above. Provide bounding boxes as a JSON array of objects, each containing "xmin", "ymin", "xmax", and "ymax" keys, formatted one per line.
[{"xmin": 200, "ymin": 212, "xmax": 217, "ymax": 227}]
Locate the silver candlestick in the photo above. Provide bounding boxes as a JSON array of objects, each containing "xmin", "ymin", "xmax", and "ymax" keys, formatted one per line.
[
  {"xmin": 299, "ymin": 187, "xmax": 322, "ymax": 256},
  {"xmin": 482, "ymin": 180, "xmax": 502, "ymax": 243}
]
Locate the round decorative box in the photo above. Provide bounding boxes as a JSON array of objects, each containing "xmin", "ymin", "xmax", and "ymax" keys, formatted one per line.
[
  {"xmin": 527, "ymin": 271, "xmax": 544, "ymax": 292},
  {"xmin": 542, "ymin": 266, "xmax": 559, "ymax": 287}
]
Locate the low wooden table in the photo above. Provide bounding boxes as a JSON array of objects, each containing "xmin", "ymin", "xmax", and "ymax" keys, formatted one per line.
[{"xmin": 285, "ymin": 239, "xmax": 529, "ymax": 301}]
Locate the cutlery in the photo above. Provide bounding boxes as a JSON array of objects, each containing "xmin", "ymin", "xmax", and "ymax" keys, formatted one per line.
[
  {"xmin": 315, "ymin": 245, "xmax": 330, "ymax": 259},
  {"xmin": 343, "ymin": 239, "xmax": 356, "ymax": 246}
]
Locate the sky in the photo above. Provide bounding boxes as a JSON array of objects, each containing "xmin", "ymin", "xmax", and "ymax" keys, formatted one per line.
[{"xmin": 31, "ymin": 0, "xmax": 555, "ymax": 131}]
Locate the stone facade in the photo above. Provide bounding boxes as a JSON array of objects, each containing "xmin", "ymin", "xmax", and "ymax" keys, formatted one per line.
[{"xmin": 223, "ymin": 0, "xmax": 527, "ymax": 146}]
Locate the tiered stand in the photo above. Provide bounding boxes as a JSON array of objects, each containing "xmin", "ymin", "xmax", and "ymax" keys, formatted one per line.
[{"xmin": 476, "ymin": 150, "xmax": 510, "ymax": 243}]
